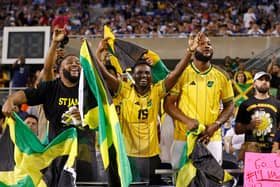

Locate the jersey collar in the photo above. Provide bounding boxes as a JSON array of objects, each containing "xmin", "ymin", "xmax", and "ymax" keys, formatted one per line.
[{"xmin": 191, "ymin": 62, "xmax": 212, "ymax": 75}]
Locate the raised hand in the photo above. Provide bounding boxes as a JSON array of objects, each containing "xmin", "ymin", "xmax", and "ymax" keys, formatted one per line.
[
  {"xmin": 144, "ymin": 56, "xmax": 154, "ymax": 66},
  {"xmin": 53, "ymin": 26, "xmax": 67, "ymax": 43},
  {"xmin": 96, "ymin": 39, "xmax": 109, "ymax": 63},
  {"xmin": 2, "ymin": 98, "xmax": 16, "ymax": 117},
  {"xmin": 187, "ymin": 32, "xmax": 203, "ymax": 52}
]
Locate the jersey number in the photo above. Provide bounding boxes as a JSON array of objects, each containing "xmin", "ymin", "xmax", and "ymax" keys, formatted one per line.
[{"xmin": 138, "ymin": 109, "xmax": 148, "ymax": 120}]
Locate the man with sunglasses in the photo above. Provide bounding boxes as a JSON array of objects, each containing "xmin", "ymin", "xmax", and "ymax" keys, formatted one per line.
[{"xmin": 235, "ymin": 71, "xmax": 280, "ymax": 160}]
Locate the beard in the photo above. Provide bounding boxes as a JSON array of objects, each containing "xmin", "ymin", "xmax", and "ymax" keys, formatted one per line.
[
  {"xmin": 63, "ymin": 69, "xmax": 80, "ymax": 83},
  {"xmin": 255, "ymin": 85, "xmax": 269, "ymax": 94},
  {"xmin": 194, "ymin": 50, "xmax": 213, "ymax": 63}
]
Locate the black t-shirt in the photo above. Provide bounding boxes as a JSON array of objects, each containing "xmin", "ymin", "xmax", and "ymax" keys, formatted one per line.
[
  {"xmin": 24, "ymin": 78, "xmax": 79, "ymax": 140},
  {"xmin": 273, "ymin": 130, "xmax": 280, "ymax": 142},
  {"xmin": 235, "ymin": 96, "xmax": 280, "ymax": 143}
]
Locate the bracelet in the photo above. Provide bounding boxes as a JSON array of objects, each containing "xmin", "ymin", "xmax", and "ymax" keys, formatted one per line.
[{"xmin": 187, "ymin": 47, "xmax": 195, "ymax": 53}]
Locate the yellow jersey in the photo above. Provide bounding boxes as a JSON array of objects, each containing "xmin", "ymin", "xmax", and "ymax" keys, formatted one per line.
[
  {"xmin": 116, "ymin": 80, "xmax": 166, "ymax": 157},
  {"xmin": 170, "ymin": 63, "xmax": 234, "ymax": 141}
]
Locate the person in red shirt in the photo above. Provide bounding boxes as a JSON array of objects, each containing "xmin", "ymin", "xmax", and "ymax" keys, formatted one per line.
[{"xmin": 51, "ymin": 8, "xmax": 70, "ymax": 48}]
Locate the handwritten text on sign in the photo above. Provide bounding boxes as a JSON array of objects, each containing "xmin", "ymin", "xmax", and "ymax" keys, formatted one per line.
[{"xmin": 244, "ymin": 152, "xmax": 280, "ymax": 187}]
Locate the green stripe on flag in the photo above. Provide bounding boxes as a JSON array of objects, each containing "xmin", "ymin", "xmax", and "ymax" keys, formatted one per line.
[
  {"xmin": 0, "ymin": 176, "xmax": 35, "ymax": 187},
  {"xmin": 80, "ymin": 40, "xmax": 132, "ymax": 187},
  {"xmin": 0, "ymin": 113, "xmax": 78, "ymax": 187}
]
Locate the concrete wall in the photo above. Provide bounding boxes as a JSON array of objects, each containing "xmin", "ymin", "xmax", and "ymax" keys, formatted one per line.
[{"xmin": 65, "ymin": 36, "xmax": 280, "ymax": 60}]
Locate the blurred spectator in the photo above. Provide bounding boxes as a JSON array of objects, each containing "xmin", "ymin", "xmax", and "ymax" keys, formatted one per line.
[
  {"xmin": 232, "ymin": 57, "xmax": 242, "ymax": 72},
  {"xmin": 224, "ymin": 126, "xmax": 245, "ymax": 159},
  {"xmin": 0, "ymin": 0, "xmax": 279, "ymax": 37},
  {"xmin": 0, "ymin": 66, "xmax": 9, "ymax": 88},
  {"xmin": 222, "ymin": 56, "xmax": 234, "ymax": 76},
  {"xmin": 217, "ymin": 24, "xmax": 233, "ymax": 36},
  {"xmin": 251, "ymin": 68, "xmax": 259, "ymax": 78},
  {"xmin": 24, "ymin": 114, "xmax": 39, "ymax": 135},
  {"xmin": 11, "ymin": 56, "xmax": 30, "ymax": 88},
  {"xmin": 266, "ymin": 55, "xmax": 280, "ymax": 98},
  {"xmin": 38, "ymin": 10, "xmax": 49, "ymax": 26},
  {"xmin": 272, "ymin": 23, "xmax": 280, "ymax": 36},
  {"xmin": 233, "ymin": 71, "xmax": 253, "ymax": 107},
  {"xmin": 51, "ymin": 6, "xmax": 70, "ymax": 32},
  {"xmin": 247, "ymin": 23, "xmax": 264, "ymax": 36},
  {"xmin": 272, "ymin": 129, "xmax": 280, "ymax": 154},
  {"xmin": 14, "ymin": 104, "xmax": 29, "ymax": 120},
  {"xmin": 243, "ymin": 7, "xmax": 256, "ymax": 29},
  {"xmin": 236, "ymin": 62, "xmax": 253, "ymax": 83}
]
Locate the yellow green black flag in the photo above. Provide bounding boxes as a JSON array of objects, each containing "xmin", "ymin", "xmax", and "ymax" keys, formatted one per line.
[
  {"xmin": 0, "ymin": 113, "xmax": 77, "ymax": 187},
  {"xmin": 104, "ymin": 25, "xmax": 169, "ymax": 83},
  {"xmin": 79, "ymin": 40, "xmax": 132, "ymax": 187},
  {"xmin": 176, "ymin": 124, "xmax": 234, "ymax": 187}
]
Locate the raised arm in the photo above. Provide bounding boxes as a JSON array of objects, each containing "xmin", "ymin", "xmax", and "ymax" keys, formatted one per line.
[
  {"xmin": 95, "ymin": 39, "xmax": 120, "ymax": 93},
  {"xmin": 266, "ymin": 55, "xmax": 276, "ymax": 74},
  {"xmin": 2, "ymin": 91, "xmax": 27, "ymax": 117},
  {"xmin": 164, "ymin": 33, "xmax": 201, "ymax": 92},
  {"xmin": 41, "ymin": 27, "xmax": 66, "ymax": 81}
]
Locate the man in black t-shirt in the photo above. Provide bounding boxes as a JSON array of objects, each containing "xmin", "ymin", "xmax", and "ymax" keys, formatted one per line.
[
  {"xmin": 235, "ymin": 71, "xmax": 280, "ymax": 160},
  {"xmin": 3, "ymin": 54, "xmax": 82, "ymax": 140},
  {"xmin": 2, "ymin": 54, "xmax": 98, "ymax": 181}
]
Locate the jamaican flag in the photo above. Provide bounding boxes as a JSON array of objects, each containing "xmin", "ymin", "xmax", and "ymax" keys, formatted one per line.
[
  {"xmin": 176, "ymin": 124, "xmax": 234, "ymax": 187},
  {"xmin": 0, "ymin": 113, "xmax": 77, "ymax": 187},
  {"xmin": 233, "ymin": 82, "xmax": 253, "ymax": 107},
  {"xmin": 79, "ymin": 40, "xmax": 132, "ymax": 187},
  {"xmin": 104, "ymin": 25, "xmax": 169, "ymax": 83}
]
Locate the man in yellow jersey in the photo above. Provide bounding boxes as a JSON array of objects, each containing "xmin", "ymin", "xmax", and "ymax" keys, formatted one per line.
[
  {"xmin": 95, "ymin": 34, "xmax": 201, "ymax": 184},
  {"xmin": 164, "ymin": 34, "xmax": 234, "ymax": 168}
]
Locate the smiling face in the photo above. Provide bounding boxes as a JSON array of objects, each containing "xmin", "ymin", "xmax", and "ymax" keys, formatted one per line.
[
  {"xmin": 59, "ymin": 55, "xmax": 81, "ymax": 84},
  {"xmin": 132, "ymin": 63, "xmax": 152, "ymax": 93}
]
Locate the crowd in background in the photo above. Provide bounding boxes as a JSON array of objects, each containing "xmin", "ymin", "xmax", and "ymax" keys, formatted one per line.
[
  {"xmin": 0, "ymin": 0, "xmax": 280, "ymax": 37},
  {"xmin": 1, "ymin": 1, "xmax": 280, "ymax": 185},
  {"xmin": 0, "ymin": 0, "xmax": 279, "ymax": 89}
]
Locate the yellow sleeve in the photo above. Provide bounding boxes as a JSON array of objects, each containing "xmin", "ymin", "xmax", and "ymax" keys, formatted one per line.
[
  {"xmin": 115, "ymin": 80, "xmax": 131, "ymax": 98},
  {"xmin": 169, "ymin": 74, "xmax": 183, "ymax": 95},
  {"xmin": 221, "ymin": 76, "xmax": 234, "ymax": 103},
  {"xmin": 154, "ymin": 80, "xmax": 166, "ymax": 98}
]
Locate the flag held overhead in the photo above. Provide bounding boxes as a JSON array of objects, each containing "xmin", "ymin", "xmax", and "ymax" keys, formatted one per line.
[{"xmin": 79, "ymin": 40, "xmax": 132, "ymax": 187}]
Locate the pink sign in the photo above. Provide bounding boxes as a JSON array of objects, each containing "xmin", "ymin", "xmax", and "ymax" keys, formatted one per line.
[{"xmin": 244, "ymin": 152, "xmax": 280, "ymax": 187}]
